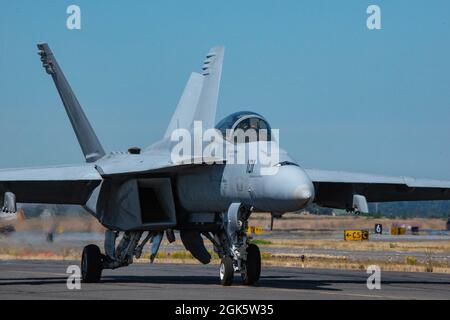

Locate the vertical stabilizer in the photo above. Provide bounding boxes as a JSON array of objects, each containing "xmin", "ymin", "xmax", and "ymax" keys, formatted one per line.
[
  {"xmin": 193, "ymin": 46, "xmax": 225, "ymax": 129},
  {"xmin": 37, "ymin": 43, "xmax": 105, "ymax": 163},
  {"xmin": 164, "ymin": 72, "xmax": 204, "ymax": 138}
]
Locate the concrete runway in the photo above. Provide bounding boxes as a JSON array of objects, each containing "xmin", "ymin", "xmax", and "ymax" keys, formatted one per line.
[{"xmin": 0, "ymin": 260, "xmax": 449, "ymax": 299}]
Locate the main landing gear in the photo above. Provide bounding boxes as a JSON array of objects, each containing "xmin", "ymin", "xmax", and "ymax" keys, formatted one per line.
[
  {"xmin": 81, "ymin": 244, "xmax": 103, "ymax": 283},
  {"xmin": 80, "ymin": 230, "xmax": 165, "ymax": 283},
  {"xmin": 213, "ymin": 203, "xmax": 261, "ymax": 286}
]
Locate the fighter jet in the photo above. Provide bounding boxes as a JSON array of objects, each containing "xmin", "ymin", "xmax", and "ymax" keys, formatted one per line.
[{"xmin": 1, "ymin": 43, "xmax": 450, "ymax": 285}]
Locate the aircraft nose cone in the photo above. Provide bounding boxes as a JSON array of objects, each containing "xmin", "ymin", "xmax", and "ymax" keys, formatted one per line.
[
  {"xmin": 293, "ymin": 186, "xmax": 313, "ymax": 204},
  {"xmin": 256, "ymin": 165, "xmax": 315, "ymax": 212}
]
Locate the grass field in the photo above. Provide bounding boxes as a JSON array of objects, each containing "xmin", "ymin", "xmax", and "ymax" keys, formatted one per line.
[
  {"xmin": 3, "ymin": 213, "xmax": 448, "ymax": 233},
  {"xmin": 1, "ymin": 214, "xmax": 449, "ymax": 274},
  {"xmin": 1, "ymin": 246, "xmax": 448, "ymax": 274}
]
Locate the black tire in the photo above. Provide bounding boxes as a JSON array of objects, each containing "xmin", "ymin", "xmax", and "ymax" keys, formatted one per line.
[
  {"xmin": 81, "ymin": 244, "xmax": 103, "ymax": 283},
  {"xmin": 219, "ymin": 256, "xmax": 234, "ymax": 286},
  {"xmin": 242, "ymin": 243, "xmax": 261, "ymax": 285}
]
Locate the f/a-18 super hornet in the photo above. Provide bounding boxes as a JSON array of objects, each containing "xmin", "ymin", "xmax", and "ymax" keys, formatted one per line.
[{"xmin": 2, "ymin": 43, "xmax": 450, "ymax": 286}]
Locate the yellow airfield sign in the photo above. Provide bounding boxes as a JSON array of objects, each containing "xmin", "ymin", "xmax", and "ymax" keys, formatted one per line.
[
  {"xmin": 344, "ymin": 230, "xmax": 369, "ymax": 241},
  {"xmin": 247, "ymin": 226, "xmax": 264, "ymax": 235}
]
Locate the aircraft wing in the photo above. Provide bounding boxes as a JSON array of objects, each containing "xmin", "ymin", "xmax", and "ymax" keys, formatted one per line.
[
  {"xmin": 305, "ymin": 168, "xmax": 450, "ymax": 209},
  {"xmin": 0, "ymin": 154, "xmax": 226, "ymax": 208},
  {"xmin": 96, "ymin": 153, "xmax": 226, "ymax": 177},
  {"xmin": 0, "ymin": 164, "xmax": 102, "ymax": 205}
]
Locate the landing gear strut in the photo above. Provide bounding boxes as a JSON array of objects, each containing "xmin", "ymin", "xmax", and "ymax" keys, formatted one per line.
[{"xmin": 213, "ymin": 203, "xmax": 261, "ymax": 286}]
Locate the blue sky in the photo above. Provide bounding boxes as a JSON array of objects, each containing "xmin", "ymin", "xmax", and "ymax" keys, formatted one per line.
[{"xmin": 1, "ymin": 0, "xmax": 450, "ymax": 179}]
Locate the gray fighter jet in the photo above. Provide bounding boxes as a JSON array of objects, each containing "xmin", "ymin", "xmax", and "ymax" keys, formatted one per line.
[{"xmin": 1, "ymin": 43, "xmax": 450, "ymax": 285}]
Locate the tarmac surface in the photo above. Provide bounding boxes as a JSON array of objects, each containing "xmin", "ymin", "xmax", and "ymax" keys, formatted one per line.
[{"xmin": 0, "ymin": 260, "xmax": 449, "ymax": 300}]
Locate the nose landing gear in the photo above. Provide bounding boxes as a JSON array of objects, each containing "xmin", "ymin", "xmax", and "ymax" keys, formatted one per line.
[
  {"xmin": 213, "ymin": 203, "xmax": 262, "ymax": 286},
  {"xmin": 218, "ymin": 241, "xmax": 261, "ymax": 287}
]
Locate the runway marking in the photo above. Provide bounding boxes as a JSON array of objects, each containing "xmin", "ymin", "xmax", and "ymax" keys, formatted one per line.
[
  {"xmin": 242, "ymin": 284, "xmax": 408, "ymax": 299},
  {"xmin": 3, "ymin": 270, "xmax": 67, "ymax": 277}
]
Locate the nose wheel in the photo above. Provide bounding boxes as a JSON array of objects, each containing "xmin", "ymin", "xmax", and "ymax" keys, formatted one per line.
[
  {"xmin": 218, "ymin": 244, "xmax": 261, "ymax": 286},
  {"xmin": 241, "ymin": 243, "xmax": 261, "ymax": 285},
  {"xmin": 219, "ymin": 256, "xmax": 234, "ymax": 286}
]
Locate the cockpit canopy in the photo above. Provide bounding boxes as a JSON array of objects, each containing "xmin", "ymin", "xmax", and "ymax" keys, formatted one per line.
[{"xmin": 215, "ymin": 111, "xmax": 272, "ymax": 142}]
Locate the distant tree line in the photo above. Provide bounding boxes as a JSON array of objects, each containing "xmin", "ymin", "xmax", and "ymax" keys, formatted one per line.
[
  {"xmin": 368, "ymin": 201, "xmax": 450, "ymax": 218},
  {"xmin": 305, "ymin": 201, "xmax": 450, "ymax": 218}
]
